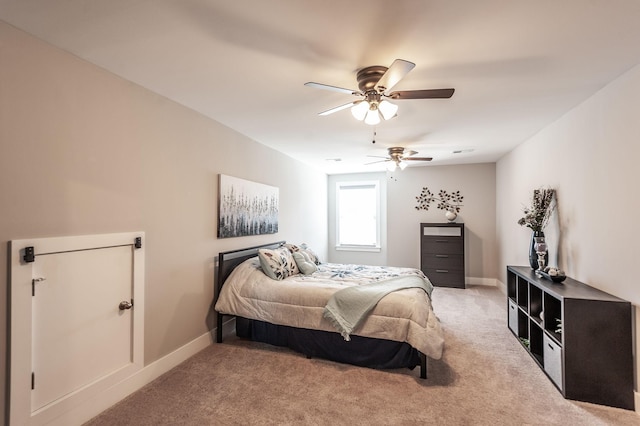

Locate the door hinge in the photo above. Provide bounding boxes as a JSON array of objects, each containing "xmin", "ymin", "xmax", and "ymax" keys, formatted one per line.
[
  {"xmin": 23, "ymin": 246, "xmax": 35, "ymax": 263},
  {"xmin": 134, "ymin": 237, "xmax": 142, "ymax": 249},
  {"xmin": 31, "ymin": 372, "xmax": 35, "ymax": 390}
]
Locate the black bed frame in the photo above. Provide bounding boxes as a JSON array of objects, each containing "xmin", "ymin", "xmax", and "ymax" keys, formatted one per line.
[{"xmin": 214, "ymin": 241, "xmax": 428, "ymax": 378}]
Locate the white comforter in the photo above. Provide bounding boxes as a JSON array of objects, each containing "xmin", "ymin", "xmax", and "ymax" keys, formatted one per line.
[{"xmin": 214, "ymin": 258, "xmax": 444, "ymax": 359}]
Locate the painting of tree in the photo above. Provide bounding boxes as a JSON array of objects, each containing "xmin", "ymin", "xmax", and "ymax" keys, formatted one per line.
[{"xmin": 218, "ymin": 175, "xmax": 279, "ymax": 238}]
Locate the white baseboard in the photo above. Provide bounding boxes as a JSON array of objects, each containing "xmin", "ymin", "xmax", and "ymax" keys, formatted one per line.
[
  {"xmin": 48, "ymin": 328, "xmax": 219, "ymax": 425},
  {"xmin": 466, "ymin": 277, "xmax": 498, "ymax": 287},
  {"xmin": 636, "ymin": 391, "xmax": 639, "ymax": 414}
]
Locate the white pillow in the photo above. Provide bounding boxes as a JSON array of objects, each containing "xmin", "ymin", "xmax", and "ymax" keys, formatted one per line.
[
  {"xmin": 292, "ymin": 251, "xmax": 318, "ymax": 275},
  {"xmin": 300, "ymin": 244, "xmax": 321, "ymax": 265},
  {"xmin": 284, "ymin": 243, "xmax": 321, "ymax": 265}
]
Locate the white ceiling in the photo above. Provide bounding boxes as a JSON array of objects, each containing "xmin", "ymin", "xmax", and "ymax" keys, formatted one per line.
[{"xmin": 2, "ymin": 0, "xmax": 640, "ymax": 174}]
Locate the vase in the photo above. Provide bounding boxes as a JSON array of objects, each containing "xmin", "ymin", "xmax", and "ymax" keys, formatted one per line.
[
  {"xmin": 529, "ymin": 231, "xmax": 548, "ymax": 270},
  {"xmin": 445, "ymin": 210, "xmax": 457, "ymax": 222}
]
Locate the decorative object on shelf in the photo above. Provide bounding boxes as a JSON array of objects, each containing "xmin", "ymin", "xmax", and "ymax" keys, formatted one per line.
[
  {"xmin": 518, "ymin": 187, "xmax": 556, "ymax": 269},
  {"xmin": 415, "ymin": 187, "xmax": 464, "ymax": 222},
  {"xmin": 444, "ymin": 209, "xmax": 457, "ymax": 222},
  {"xmin": 534, "ymin": 236, "xmax": 548, "ymax": 273},
  {"xmin": 528, "ymin": 231, "xmax": 548, "ymax": 270},
  {"xmin": 538, "ymin": 267, "xmax": 567, "ymax": 283},
  {"xmin": 555, "ymin": 318, "xmax": 563, "ymax": 335}
]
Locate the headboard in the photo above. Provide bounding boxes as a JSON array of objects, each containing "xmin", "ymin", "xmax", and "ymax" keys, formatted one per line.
[{"xmin": 215, "ymin": 240, "xmax": 285, "ymax": 343}]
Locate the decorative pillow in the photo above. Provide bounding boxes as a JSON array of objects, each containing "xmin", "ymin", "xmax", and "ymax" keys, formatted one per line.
[
  {"xmin": 283, "ymin": 243, "xmax": 299, "ymax": 252},
  {"xmin": 285, "ymin": 243, "xmax": 321, "ymax": 265},
  {"xmin": 292, "ymin": 251, "xmax": 318, "ymax": 275},
  {"xmin": 258, "ymin": 247, "xmax": 299, "ymax": 280},
  {"xmin": 299, "ymin": 243, "xmax": 321, "ymax": 265}
]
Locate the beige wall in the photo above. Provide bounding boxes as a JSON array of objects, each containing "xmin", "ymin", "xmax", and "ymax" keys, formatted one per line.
[
  {"xmin": 328, "ymin": 164, "xmax": 498, "ymax": 282},
  {"xmin": 0, "ymin": 22, "xmax": 328, "ymax": 420},
  {"xmin": 386, "ymin": 164, "xmax": 497, "ymax": 280},
  {"xmin": 496, "ymin": 63, "xmax": 640, "ymax": 394}
]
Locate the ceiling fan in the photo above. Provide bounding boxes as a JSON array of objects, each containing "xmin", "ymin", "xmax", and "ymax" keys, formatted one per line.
[
  {"xmin": 305, "ymin": 59, "xmax": 454, "ymax": 125},
  {"xmin": 366, "ymin": 147, "xmax": 432, "ymax": 171}
]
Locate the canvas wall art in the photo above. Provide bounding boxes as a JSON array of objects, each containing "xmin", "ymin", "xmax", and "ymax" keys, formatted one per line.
[{"xmin": 218, "ymin": 174, "xmax": 279, "ymax": 238}]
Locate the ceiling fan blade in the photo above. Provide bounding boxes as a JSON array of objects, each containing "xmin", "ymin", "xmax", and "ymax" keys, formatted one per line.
[
  {"xmin": 366, "ymin": 155, "xmax": 389, "ymax": 159},
  {"xmin": 364, "ymin": 159, "xmax": 390, "ymax": 165},
  {"xmin": 375, "ymin": 59, "xmax": 415, "ymax": 94},
  {"xmin": 305, "ymin": 82, "xmax": 361, "ymax": 96},
  {"xmin": 318, "ymin": 101, "xmax": 359, "ymax": 116},
  {"xmin": 403, "ymin": 157, "xmax": 433, "ymax": 161},
  {"xmin": 403, "ymin": 150, "xmax": 418, "ymax": 157},
  {"xmin": 388, "ymin": 88, "xmax": 455, "ymax": 100}
]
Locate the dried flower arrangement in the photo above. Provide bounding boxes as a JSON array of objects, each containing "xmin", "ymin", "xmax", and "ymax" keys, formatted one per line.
[
  {"xmin": 517, "ymin": 188, "xmax": 556, "ymax": 232},
  {"xmin": 415, "ymin": 187, "xmax": 464, "ymax": 213}
]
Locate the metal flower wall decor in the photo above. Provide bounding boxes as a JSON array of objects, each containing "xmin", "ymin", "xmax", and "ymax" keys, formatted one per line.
[{"xmin": 415, "ymin": 187, "xmax": 464, "ymax": 213}]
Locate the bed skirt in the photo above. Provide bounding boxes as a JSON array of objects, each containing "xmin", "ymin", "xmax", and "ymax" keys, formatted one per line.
[{"xmin": 235, "ymin": 317, "xmax": 422, "ymax": 371}]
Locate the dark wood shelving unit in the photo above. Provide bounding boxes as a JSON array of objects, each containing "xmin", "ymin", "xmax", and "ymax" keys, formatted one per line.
[
  {"xmin": 420, "ymin": 223, "xmax": 465, "ymax": 288},
  {"xmin": 507, "ymin": 265, "xmax": 634, "ymax": 410}
]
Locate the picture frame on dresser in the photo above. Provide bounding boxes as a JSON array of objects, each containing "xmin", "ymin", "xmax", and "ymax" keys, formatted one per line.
[{"xmin": 420, "ymin": 223, "xmax": 465, "ymax": 288}]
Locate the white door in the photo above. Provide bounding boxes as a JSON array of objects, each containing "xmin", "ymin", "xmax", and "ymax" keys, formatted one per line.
[
  {"xmin": 31, "ymin": 245, "xmax": 133, "ymax": 411},
  {"xmin": 10, "ymin": 232, "xmax": 144, "ymax": 426}
]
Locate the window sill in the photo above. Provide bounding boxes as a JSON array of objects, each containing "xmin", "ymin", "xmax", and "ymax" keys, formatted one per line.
[{"xmin": 335, "ymin": 245, "xmax": 381, "ymax": 253}]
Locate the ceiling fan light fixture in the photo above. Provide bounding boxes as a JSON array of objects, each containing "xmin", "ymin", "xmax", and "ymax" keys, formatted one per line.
[
  {"xmin": 351, "ymin": 101, "xmax": 369, "ymax": 121},
  {"xmin": 399, "ymin": 160, "xmax": 408, "ymax": 170},
  {"xmin": 386, "ymin": 161, "xmax": 398, "ymax": 172},
  {"xmin": 364, "ymin": 107, "xmax": 381, "ymax": 125},
  {"xmin": 306, "ymin": 59, "xmax": 455, "ymax": 126},
  {"xmin": 378, "ymin": 100, "xmax": 398, "ymax": 120}
]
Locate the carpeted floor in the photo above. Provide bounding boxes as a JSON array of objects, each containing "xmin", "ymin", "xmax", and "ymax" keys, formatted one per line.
[{"xmin": 85, "ymin": 286, "xmax": 639, "ymax": 425}]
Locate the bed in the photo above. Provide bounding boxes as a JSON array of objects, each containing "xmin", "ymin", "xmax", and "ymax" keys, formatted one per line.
[{"xmin": 214, "ymin": 241, "xmax": 444, "ymax": 378}]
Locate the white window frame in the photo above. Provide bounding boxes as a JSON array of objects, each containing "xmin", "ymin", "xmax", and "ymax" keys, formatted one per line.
[{"xmin": 335, "ymin": 180, "xmax": 381, "ymax": 252}]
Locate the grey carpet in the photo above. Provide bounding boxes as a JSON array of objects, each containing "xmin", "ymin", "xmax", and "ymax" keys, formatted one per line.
[{"xmin": 85, "ymin": 286, "xmax": 639, "ymax": 425}]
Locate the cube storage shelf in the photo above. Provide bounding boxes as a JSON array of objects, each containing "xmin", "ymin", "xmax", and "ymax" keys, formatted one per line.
[{"xmin": 507, "ymin": 265, "xmax": 634, "ymax": 410}]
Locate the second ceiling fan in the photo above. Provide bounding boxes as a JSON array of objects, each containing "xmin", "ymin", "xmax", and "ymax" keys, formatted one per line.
[
  {"xmin": 366, "ymin": 147, "xmax": 432, "ymax": 170},
  {"xmin": 305, "ymin": 59, "xmax": 455, "ymax": 125}
]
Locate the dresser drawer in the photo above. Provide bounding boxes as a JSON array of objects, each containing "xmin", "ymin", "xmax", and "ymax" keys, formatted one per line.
[
  {"xmin": 421, "ymin": 238, "xmax": 463, "ymax": 255},
  {"xmin": 423, "ymin": 268, "xmax": 464, "ymax": 288},
  {"xmin": 421, "ymin": 253, "xmax": 463, "ymax": 270},
  {"xmin": 422, "ymin": 226, "xmax": 462, "ymax": 237}
]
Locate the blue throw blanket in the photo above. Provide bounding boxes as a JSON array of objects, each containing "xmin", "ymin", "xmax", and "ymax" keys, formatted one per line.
[{"xmin": 323, "ymin": 275, "xmax": 433, "ymax": 341}]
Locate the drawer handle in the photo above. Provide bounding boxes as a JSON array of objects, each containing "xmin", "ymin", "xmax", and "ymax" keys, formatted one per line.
[
  {"xmin": 435, "ymin": 240, "xmax": 449, "ymax": 243},
  {"xmin": 547, "ymin": 343, "xmax": 554, "ymax": 351},
  {"xmin": 436, "ymin": 269, "xmax": 449, "ymax": 273},
  {"xmin": 435, "ymin": 254, "xmax": 449, "ymax": 258}
]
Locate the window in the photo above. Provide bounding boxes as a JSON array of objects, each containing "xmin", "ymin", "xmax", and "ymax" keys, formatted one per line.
[{"xmin": 336, "ymin": 181, "xmax": 380, "ymax": 251}]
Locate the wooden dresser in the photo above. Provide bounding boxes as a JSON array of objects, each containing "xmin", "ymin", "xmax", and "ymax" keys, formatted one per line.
[{"xmin": 420, "ymin": 223, "xmax": 465, "ymax": 288}]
